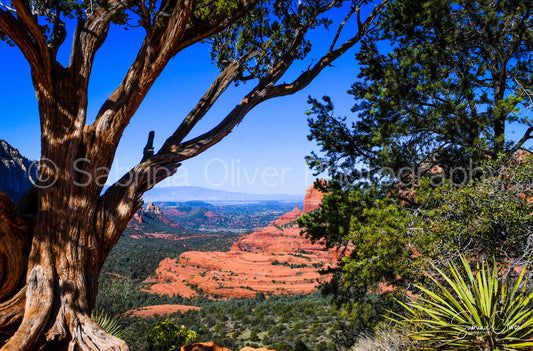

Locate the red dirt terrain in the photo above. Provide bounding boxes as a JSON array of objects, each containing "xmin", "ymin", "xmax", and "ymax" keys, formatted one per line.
[
  {"xmin": 144, "ymin": 183, "xmax": 339, "ymax": 299},
  {"xmin": 126, "ymin": 304, "xmax": 202, "ymax": 318}
]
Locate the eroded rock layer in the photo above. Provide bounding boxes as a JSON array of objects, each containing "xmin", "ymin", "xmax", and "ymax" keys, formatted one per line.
[{"xmin": 145, "ymin": 184, "xmax": 334, "ymax": 299}]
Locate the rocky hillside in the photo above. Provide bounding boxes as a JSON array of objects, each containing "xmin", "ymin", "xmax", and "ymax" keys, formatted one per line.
[
  {"xmin": 0, "ymin": 140, "xmax": 35, "ymax": 202},
  {"xmin": 127, "ymin": 202, "xmax": 186, "ymax": 238},
  {"xmin": 144, "ymin": 183, "xmax": 335, "ymax": 299}
]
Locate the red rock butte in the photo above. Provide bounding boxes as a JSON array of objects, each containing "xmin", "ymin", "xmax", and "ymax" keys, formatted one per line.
[
  {"xmin": 303, "ymin": 180, "xmax": 324, "ymax": 212},
  {"xmin": 144, "ymin": 182, "xmax": 337, "ymax": 299}
]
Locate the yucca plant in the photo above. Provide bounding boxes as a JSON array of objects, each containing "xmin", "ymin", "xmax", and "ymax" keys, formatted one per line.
[
  {"xmin": 90, "ymin": 310, "xmax": 125, "ymax": 339},
  {"xmin": 389, "ymin": 255, "xmax": 533, "ymax": 350}
]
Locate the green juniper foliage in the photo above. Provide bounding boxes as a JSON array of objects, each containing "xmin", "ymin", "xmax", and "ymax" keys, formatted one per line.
[
  {"xmin": 306, "ymin": 0, "xmax": 533, "ymax": 185},
  {"xmin": 303, "ymin": 0, "xmax": 533, "ymax": 348}
]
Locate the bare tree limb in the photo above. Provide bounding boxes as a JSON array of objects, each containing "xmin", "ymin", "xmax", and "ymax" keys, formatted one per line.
[
  {"xmin": 0, "ymin": 2, "xmax": 15, "ymax": 13},
  {"xmin": 159, "ymin": 51, "xmax": 259, "ymax": 154},
  {"xmin": 329, "ymin": 4, "xmax": 357, "ymax": 52},
  {"xmin": 90, "ymin": 0, "xmax": 259, "ymax": 149},
  {"xmin": 157, "ymin": 0, "xmax": 195, "ymax": 59},
  {"xmin": 266, "ymin": 0, "xmax": 392, "ymax": 99},
  {"xmin": 142, "ymin": 131, "xmax": 155, "ymax": 162},
  {"xmin": 69, "ymin": 0, "xmax": 129, "ymax": 83},
  {"xmin": 511, "ymin": 126, "xmax": 533, "ymax": 153},
  {"xmin": 155, "ymin": 0, "xmax": 390, "ymax": 163},
  {"xmin": 154, "ymin": 2, "xmax": 323, "ymax": 160},
  {"xmin": 0, "ymin": 287, "xmax": 25, "ymax": 332},
  {"xmin": 0, "ymin": 8, "xmax": 45, "ymax": 75},
  {"xmin": 69, "ymin": 313, "xmax": 129, "ymax": 351},
  {"xmin": 11, "ymin": 0, "xmax": 51, "ymax": 69},
  {"xmin": 1, "ymin": 266, "xmax": 53, "ymax": 351}
]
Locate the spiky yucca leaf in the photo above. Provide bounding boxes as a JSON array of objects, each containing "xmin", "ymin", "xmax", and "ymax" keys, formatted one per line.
[
  {"xmin": 91, "ymin": 310, "xmax": 125, "ymax": 338},
  {"xmin": 389, "ymin": 256, "xmax": 533, "ymax": 350}
]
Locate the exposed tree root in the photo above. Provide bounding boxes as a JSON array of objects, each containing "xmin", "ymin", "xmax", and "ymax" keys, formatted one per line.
[
  {"xmin": 0, "ymin": 287, "xmax": 25, "ymax": 334},
  {"xmin": 0, "ymin": 192, "xmax": 31, "ymax": 301},
  {"xmin": 0, "ymin": 266, "xmax": 53, "ymax": 351},
  {"xmin": 69, "ymin": 313, "xmax": 129, "ymax": 351},
  {"xmin": 45, "ymin": 281, "xmax": 68, "ymax": 344}
]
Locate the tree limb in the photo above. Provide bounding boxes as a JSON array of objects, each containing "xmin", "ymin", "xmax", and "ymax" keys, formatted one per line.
[
  {"xmin": 0, "ymin": 2, "xmax": 15, "ymax": 12},
  {"xmin": 155, "ymin": 14, "xmax": 317, "ymax": 160},
  {"xmin": 157, "ymin": 0, "xmax": 331, "ymax": 162},
  {"xmin": 69, "ymin": 0, "xmax": 129, "ymax": 85},
  {"xmin": 0, "ymin": 8, "xmax": 45, "ymax": 74},
  {"xmin": 329, "ymin": 4, "xmax": 357, "ymax": 52},
  {"xmin": 155, "ymin": 0, "xmax": 390, "ymax": 168},
  {"xmin": 176, "ymin": 0, "xmax": 259, "ymax": 55},
  {"xmin": 266, "ymin": 0, "xmax": 391, "ymax": 99},
  {"xmin": 0, "ymin": 266, "xmax": 53, "ymax": 351},
  {"xmin": 159, "ymin": 51, "xmax": 259, "ymax": 154},
  {"xmin": 100, "ymin": 0, "xmax": 391, "ymax": 249},
  {"xmin": 511, "ymin": 126, "xmax": 533, "ymax": 153},
  {"xmin": 11, "ymin": 0, "xmax": 51, "ymax": 70},
  {"xmin": 0, "ymin": 287, "xmax": 25, "ymax": 333},
  {"xmin": 97, "ymin": 159, "xmax": 181, "ymax": 252},
  {"xmin": 69, "ymin": 313, "xmax": 129, "ymax": 351},
  {"xmin": 90, "ymin": 0, "xmax": 259, "ymax": 149}
]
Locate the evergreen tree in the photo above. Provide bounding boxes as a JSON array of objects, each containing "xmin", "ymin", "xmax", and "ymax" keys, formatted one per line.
[
  {"xmin": 307, "ymin": 0, "xmax": 533, "ymax": 185},
  {"xmin": 301, "ymin": 0, "xmax": 533, "ymax": 342}
]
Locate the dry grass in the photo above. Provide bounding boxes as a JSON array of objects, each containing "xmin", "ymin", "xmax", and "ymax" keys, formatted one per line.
[{"xmin": 352, "ymin": 327, "xmax": 414, "ymax": 351}]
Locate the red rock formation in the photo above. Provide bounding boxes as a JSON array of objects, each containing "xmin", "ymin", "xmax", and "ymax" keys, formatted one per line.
[
  {"xmin": 128, "ymin": 202, "xmax": 182, "ymax": 234},
  {"xmin": 181, "ymin": 342, "xmax": 230, "ymax": 351},
  {"xmin": 144, "ymin": 182, "xmax": 338, "ymax": 300},
  {"xmin": 146, "ymin": 202, "xmax": 163, "ymax": 215},
  {"xmin": 180, "ymin": 343, "xmax": 275, "ymax": 351},
  {"xmin": 126, "ymin": 304, "xmax": 201, "ymax": 318},
  {"xmin": 240, "ymin": 347, "xmax": 275, "ymax": 351},
  {"xmin": 302, "ymin": 181, "xmax": 324, "ymax": 213},
  {"xmin": 271, "ymin": 205, "xmax": 303, "ymax": 226}
]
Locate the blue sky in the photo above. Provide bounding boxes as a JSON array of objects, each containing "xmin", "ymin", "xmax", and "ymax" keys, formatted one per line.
[
  {"xmin": 0, "ymin": 13, "xmax": 360, "ymax": 196},
  {"xmin": 1, "ymin": 6, "xmax": 531, "ymax": 196}
]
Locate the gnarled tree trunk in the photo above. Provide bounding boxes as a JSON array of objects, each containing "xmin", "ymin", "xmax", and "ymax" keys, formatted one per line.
[{"xmin": 0, "ymin": 77, "xmax": 135, "ymax": 350}]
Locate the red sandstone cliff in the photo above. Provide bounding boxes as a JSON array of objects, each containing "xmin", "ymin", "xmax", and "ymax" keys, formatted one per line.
[
  {"xmin": 303, "ymin": 181, "xmax": 324, "ymax": 212},
  {"xmin": 144, "ymin": 183, "xmax": 336, "ymax": 299}
]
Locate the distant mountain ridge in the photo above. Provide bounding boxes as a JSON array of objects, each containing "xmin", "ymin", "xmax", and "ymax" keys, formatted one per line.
[
  {"xmin": 144, "ymin": 186, "xmax": 303, "ymax": 203},
  {"xmin": 0, "ymin": 140, "xmax": 35, "ymax": 202}
]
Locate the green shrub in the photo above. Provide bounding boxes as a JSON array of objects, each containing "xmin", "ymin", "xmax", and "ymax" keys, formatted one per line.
[
  {"xmin": 147, "ymin": 320, "xmax": 198, "ymax": 351},
  {"xmin": 390, "ymin": 255, "xmax": 533, "ymax": 350}
]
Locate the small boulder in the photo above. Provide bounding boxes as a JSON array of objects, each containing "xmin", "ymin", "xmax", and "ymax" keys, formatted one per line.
[{"xmin": 180, "ymin": 341, "xmax": 231, "ymax": 351}]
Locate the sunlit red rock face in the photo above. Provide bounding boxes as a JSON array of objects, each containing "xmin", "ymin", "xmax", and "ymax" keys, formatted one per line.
[
  {"xmin": 130, "ymin": 202, "xmax": 181, "ymax": 229},
  {"xmin": 126, "ymin": 304, "xmax": 202, "ymax": 318},
  {"xmin": 302, "ymin": 180, "xmax": 324, "ymax": 212},
  {"xmin": 145, "ymin": 183, "xmax": 335, "ymax": 299}
]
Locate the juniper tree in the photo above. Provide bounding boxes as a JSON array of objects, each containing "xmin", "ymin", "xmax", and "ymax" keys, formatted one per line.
[{"xmin": 300, "ymin": 0, "xmax": 533, "ymax": 337}]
